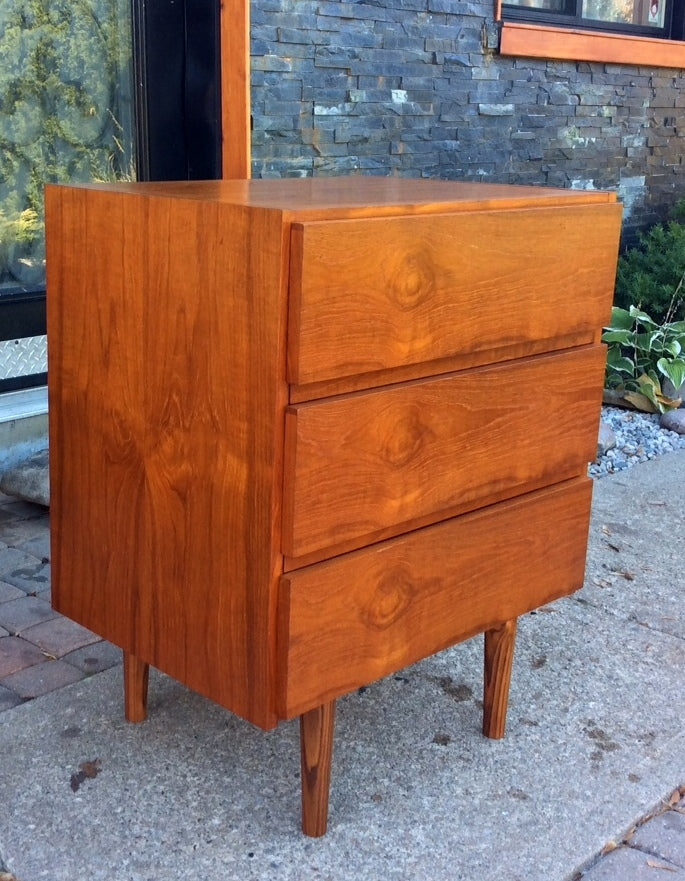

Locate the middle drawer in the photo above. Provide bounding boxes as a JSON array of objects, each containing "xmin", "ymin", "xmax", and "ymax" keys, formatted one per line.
[{"xmin": 282, "ymin": 346, "xmax": 605, "ymax": 562}]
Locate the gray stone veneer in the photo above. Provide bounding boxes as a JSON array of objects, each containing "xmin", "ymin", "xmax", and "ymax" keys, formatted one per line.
[{"xmin": 250, "ymin": 0, "xmax": 685, "ymax": 240}]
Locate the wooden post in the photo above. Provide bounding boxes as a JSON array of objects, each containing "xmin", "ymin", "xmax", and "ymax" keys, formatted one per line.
[
  {"xmin": 483, "ymin": 618, "xmax": 517, "ymax": 739},
  {"xmin": 300, "ymin": 701, "xmax": 336, "ymax": 836},
  {"xmin": 220, "ymin": 0, "xmax": 251, "ymax": 178},
  {"xmin": 123, "ymin": 651, "xmax": 149, "ymax": 723}
]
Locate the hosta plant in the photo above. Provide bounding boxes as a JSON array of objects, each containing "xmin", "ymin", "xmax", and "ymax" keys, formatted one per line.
[{"xmin": 603, "ymin": 305, "xmax": 685, "ymax": 413}]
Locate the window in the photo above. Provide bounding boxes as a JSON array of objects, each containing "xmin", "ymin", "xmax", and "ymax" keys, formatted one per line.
[
  {"xmin": 499, "ymin": 0, "xmax": 685, "ymax": 67},
  {"xmin": 503, "ymin": 0, "xmax": 672, "ymax": 36}
]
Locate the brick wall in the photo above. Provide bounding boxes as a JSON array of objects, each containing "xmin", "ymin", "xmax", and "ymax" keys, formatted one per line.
[{"xmin": 250, "ymin": 0, "xmax": 685, "ymax": 239}]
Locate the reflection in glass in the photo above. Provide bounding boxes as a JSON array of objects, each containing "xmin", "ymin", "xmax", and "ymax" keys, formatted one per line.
[
  {"xmin": 506, "ymin": 0, "xmax": 666, "ymax": 24},
  {"xmin": 0, "ymin": 0, "xmax": 135, "ymax": 292},
  {"xmin": 583, "ymin": 0, "xmax": 665, "ymax": 24},
  {"xmin": 505, "ymin": 0, "xmax": 571, "ymax": 9}
]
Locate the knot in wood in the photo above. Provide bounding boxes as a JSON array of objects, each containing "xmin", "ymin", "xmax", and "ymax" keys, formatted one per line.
[
  {"xmin": 381, "ymin": 406, "xmax": 431, "ymax": 468},
  {"xmin": 389, "ymin": 252, "xmax": 436, "ymax": 311},
  {"xmin": 363, "ymin": 568, "xmax": 413, "ymax": 630}
]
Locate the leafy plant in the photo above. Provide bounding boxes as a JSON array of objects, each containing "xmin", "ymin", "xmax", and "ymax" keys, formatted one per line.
[
  {"xmin": 615, "ymin": 201, "xmax": 685, "ymax": 323},
  {"xmin": 603, "ymin": 303, "xmax": 685, "ymax": 413}
]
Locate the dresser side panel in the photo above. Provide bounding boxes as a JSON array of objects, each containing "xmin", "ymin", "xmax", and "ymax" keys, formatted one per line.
[{"xmin": 45, "ymin": 187, "xmax": 287, "ymax": 728}]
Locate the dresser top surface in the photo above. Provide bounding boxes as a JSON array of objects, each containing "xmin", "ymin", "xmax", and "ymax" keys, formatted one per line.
[{"xmin": 49, "ymin": 177, "xmax": 616, "ymax": 217}]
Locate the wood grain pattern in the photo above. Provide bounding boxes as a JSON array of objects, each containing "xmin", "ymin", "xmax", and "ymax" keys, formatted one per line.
[
  {"xmin": 45, "ymin": 186, "xmax": 289, "ymax": 729},
  {"xmin": 278, "ymin": 478, "xmax": 593, "ymax": 718},
  {"xmin": 482, "ymin": 619, "xmax": 517, "ymax": 739},
  {"xmin": 66, "ymin": 178, "xmax": 616, "ymax": 218},
  {"xmin": 220, "ymin": 0, "xmax": 251, "ymax": 177},
  {"xmin": 283, "ymin": 346, "xmax": 605, "ymax": 560},
  {"xmin": 300, "ymin": 701, "xmax": 336, "ymax": 837},
  {"xmin": 287, "ymin": 203, "xmax": 621, "ymax": 384},
  {"xmin": 499, "ymin": 20, "xmax": 685, "ymax": 69},
  {"xmin": 124, "ymin": 652, "xmax": 149, "ymax": 723},
  {"xmin": 288, "ymin": 330, "xmax": 597, "ymax": 403}
]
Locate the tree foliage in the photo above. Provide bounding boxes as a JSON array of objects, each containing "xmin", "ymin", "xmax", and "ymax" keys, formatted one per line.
[{"xmin": 0, "ymin": 0, "xmax": 134, "ymax": 288}]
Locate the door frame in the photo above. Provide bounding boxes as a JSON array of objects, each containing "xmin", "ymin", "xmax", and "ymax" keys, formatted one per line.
[{"xmin": 221, "ymin": 0, "xmax": 251, "ymax": 178}]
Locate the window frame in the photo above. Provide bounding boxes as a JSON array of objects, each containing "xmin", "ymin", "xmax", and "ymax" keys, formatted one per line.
[
  {"xmin": 497, "ymin": 0, "xmax": 685, "ymax": 66},
  {"xmin": 502, "ymin": 0, "xmax": 672, "ymax": 39}
]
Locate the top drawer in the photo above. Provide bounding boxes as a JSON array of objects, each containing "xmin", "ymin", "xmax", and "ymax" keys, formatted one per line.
[{"xmin": 287, "ymin": 202, "xmax": 621, "ymax": 386}]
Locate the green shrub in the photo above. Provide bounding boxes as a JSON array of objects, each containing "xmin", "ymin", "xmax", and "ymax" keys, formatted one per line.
[{"xmin": 615, "ymin": 202, "xmax": 685, "ymax": 323}]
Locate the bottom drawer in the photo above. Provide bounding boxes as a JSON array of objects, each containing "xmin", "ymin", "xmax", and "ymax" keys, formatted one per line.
[{"xmin": 278, "ymin": 478, "xmax": 593, "ymax": 718}]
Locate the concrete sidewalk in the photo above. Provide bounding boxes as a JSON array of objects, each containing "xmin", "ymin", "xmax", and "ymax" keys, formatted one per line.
[{"xmin": 0, "ymin": 453, "xmax": 683, "ymax": 881}]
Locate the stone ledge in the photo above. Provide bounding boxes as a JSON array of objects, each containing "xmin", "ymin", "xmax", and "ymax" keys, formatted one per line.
[{"xmin": 0, "ymin": 448, "xmax": 49, "ymax": 508}]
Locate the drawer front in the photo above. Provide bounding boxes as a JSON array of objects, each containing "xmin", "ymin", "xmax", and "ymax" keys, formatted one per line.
[
  {"xmin": 287, "ymin": 202, "xmax": 621, "ymax": 385},
  {"xmin": 282, "ymin": 346, "xmax": 605, "ymax": 560},
  {"xmin": 278, "ymin": 478, "xmax": 593, "ymax": 718}
]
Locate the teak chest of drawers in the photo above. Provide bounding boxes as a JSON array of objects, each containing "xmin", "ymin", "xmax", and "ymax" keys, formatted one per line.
[{"xmin": 45, "ymin": 178, "xmax": 622, "ymax": 835}]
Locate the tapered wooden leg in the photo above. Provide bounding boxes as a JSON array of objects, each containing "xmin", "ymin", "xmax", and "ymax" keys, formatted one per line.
[
  {"xmin": 483, "ymin": 618, "xmax": 517, "ymax": 740},
  {"xmin": 300, "ymin": 700, "xmax": 336, "ymax": 837},
  {"xmin": 123, "ymin": 651, "xmax": 149, "ymax": 723}
]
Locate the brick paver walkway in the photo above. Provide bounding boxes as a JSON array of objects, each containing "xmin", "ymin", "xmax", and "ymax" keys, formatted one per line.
[{"xmin": 0, "ymin": 491, "xmax": 120, "ymax": 712}]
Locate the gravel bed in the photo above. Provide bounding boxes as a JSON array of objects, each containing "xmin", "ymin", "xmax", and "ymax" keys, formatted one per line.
[{"xmin": 590, "ymin": 405, "xmax": 685, "ymax": 478}]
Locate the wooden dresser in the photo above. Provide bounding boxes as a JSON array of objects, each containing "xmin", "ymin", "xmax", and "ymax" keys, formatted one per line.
[{"xmin": 45, "ymin": 178, "xmax": 621, "ymax": 835}]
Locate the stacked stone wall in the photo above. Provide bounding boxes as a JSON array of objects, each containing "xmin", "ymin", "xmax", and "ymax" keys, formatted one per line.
[{"xmin": 250, "ymin": 0, "xmax": 685, "ymax": 239}]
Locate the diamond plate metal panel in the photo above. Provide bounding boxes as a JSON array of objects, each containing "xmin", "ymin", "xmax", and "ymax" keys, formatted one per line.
[{"xmin": 0, "ymin": 336, "xmax": 48, "ymax": 380}]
